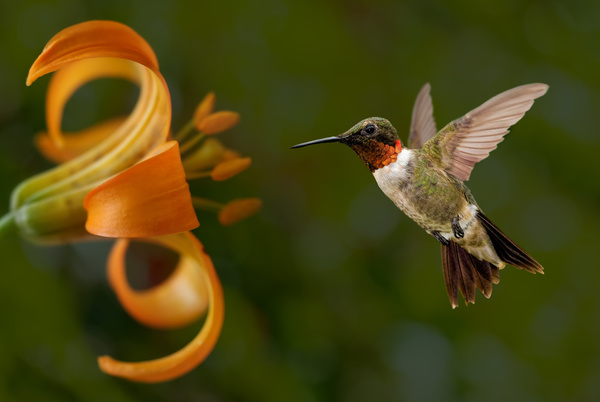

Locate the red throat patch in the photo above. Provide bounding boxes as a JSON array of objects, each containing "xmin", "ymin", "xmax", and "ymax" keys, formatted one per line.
[
  {"xmin": 380, "ymin": 139, "xmax": 403, "ymax": 167},
  {"xmin": 352, "ymin": 139, "xmax": 403, "ymax": 172}
]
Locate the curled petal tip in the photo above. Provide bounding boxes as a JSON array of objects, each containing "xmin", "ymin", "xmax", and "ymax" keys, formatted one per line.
[
  {"xmin": 97, "ymin": 356, "xmax": 119, "ymax": 375},
  {"xmin": 27, "ymin": 20, "xmax": 160, "ymax": 86}
]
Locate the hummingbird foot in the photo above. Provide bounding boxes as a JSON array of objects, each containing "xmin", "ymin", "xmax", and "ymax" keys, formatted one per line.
[
  {"xmin": 431, "ymin": 230, "xmax": 450, "ymax": 246},
  {"xmin": 452, "ymin": 216, "xmax": 464, "ymax": 239}
]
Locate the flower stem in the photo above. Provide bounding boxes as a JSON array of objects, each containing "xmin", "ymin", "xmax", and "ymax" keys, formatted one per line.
[{"xmin": 0, "ymin": 212, "xmax": 15, "ymax": 236}]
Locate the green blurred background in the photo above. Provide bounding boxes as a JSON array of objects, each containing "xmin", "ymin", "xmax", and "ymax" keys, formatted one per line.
[{"xmin": 1, "ymin": 0, "xmax": 599, "ymax": 401}]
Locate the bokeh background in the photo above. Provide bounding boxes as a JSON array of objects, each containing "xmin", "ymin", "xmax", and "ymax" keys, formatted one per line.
[{"xmin": 1, "ymin": 0, "xmax": 599, "ymax": 401}]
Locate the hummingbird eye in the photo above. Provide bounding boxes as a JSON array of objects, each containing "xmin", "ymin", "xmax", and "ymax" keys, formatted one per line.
[{"xmin": 364, "ymin": 124, "xmax": 376, "ymax": 135}]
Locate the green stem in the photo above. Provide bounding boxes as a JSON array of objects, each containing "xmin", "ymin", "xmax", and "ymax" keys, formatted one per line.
[{"xmin": 0, "ymin": 212, "xmax": 16, "ymax": 236}]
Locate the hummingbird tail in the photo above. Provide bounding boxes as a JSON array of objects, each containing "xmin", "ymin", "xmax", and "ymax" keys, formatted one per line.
[
  {"xmin": 441, "ymin": 211, "xmax": 544, "ymax": 308},
  {"xmin": 476, "ymin": 211, "xmax": 544, "ymax": 274},
  {"xmin": 441, "ymin": 242, "xmax": 500, "ymax": 308}
]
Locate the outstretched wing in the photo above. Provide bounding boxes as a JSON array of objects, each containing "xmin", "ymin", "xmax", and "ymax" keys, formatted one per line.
[
  {"xmin": 408, "ymin": 83, "xmax": 437, "ymax": 149},
  {"xmin": 423, "ymin": 83, "xmax": 548, "ymax": 181}
]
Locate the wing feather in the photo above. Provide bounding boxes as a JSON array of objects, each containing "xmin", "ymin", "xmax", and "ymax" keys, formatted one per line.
[
  {"xmin": 408, "ymin": 83, "xmax": 437, "ymax": 149},
  {"xmin": 423, "ymin": 83, "xmax": 548, "ymax": 181}
]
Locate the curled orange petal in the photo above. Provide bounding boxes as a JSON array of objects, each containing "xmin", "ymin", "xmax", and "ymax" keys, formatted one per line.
[
  {"xmin": 44, "ymin": 57, "xmax": 139, "ymax": 149},
  {"xmin": 210, "ymin": 157, "xmax": 252, "ymax": 181},
  {"xmin": 99, "ymin": 232, "xmax": 224, "ymax": 382},
  {"xmin": 218, "ymin": 198, "xmax": 262, "ymax": 226},
  {"xmin": 192, "ymin": 92, "xmax": 215, "ymax": 127},
  {"xmin": 107, "ymin": 238, "xmax": 209, "ymax": 329},
  {"xmin": 27, "ymin": 20, "xmax": 159, "ymax": 86},
  {"xmin": 84, "ymin": 141, "xmax": 199, "ymax": 238},
  {"xmin": 35, "ymin": 117, "xmax": 127, "ymax": 163},
  {"xmin": 196, "ymin": 111, "xmax": 240, "ymax": 135}
]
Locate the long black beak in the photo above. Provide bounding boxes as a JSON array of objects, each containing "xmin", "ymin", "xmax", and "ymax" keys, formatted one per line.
[{"xmin": 291, "ymin": 136, "xmax": 341, "ymax": 149}]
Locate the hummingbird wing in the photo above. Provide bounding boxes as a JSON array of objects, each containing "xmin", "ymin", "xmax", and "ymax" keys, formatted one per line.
[
  {"xmin": 408, "ymin": 83, "xmax": 437, "ymax": 149},
  {"xmin": 424, "ymin": 83, "xmax": 548, "ymax": 181}
]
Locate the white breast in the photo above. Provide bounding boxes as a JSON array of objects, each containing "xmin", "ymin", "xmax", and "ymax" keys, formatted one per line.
[
  {"xmin": 372, "ymin": 149, "xmax": 414, "ymax": 197},
  {"xmin": 372, "ymin": 149, "xmax": 415, "ymax": 215}
]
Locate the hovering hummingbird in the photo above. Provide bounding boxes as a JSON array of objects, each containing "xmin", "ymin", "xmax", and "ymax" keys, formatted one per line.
[{"xmin": 292, "ymin": 83, "xmax": 548, "ymax": 308}]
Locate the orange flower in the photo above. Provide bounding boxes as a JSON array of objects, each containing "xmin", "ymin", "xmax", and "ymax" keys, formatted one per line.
[
  {"xmin": 0, "ymin": 20, "xmax": 260, "ymax": 383},
  {"xmin": 10, "ymin": 21, "xmax": 197, "ymax": 242}
]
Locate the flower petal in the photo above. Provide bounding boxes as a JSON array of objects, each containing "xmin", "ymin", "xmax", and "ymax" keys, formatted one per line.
[
  {"xmin": 84, "ymin": 141, "xmax": 199, "ymax": 238},
  {"xmin": 35, "ymin": 117, "xmax": 127, "ymax": 163},
  {"xmin": 210, "ymin": 157, "xmax": 252, "ymax": 181},
  {"xmin": 218, "ymin": 198, "xmax": 262, "ymax": 226},
  {"xmin": 98, "ymin": 232, "xmax": 224, "ymax": 383},
  {"xmin": 44, "ymin": 56, "xmax": 139, "ymax": 150},
  {"xmin": 107, "ymin": 238, "xmax": 209, "ymax": 329},
  {"xmin": 12, "ymin": 21, "xmax": 179, "ymax": 243},
  {"xmin": 27, "ymin": 20, "xmax": 160, "ymax": 86},
  {"xmin": 196, "ymin": 111, "xmax": 240, "ymax": 135}
]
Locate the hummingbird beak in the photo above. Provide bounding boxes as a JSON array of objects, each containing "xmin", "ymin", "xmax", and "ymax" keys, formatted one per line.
[{"xmin": 291, "ymin": 136, "xmax": 341, "ymax": 149}]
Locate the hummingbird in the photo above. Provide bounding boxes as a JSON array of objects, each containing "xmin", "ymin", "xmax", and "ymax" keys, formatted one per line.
[{"xmin": 292, "ymin": 83, "xmax": 548, "ymax": 308}]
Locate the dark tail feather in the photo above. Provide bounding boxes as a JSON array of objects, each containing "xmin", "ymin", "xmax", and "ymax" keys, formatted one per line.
[
  {"xmin": 441, "ymin": 242, "xmax": 500, "ymax": 308},
  {"xmin": 441, "ymin": 242, "xmax": 460, "ymax": 308},
  {"xmin": 477, "ymin": 211, "xmax": 544, "ymax": 274},
  {"xmin": 440, "ymin": 211, "xmax": 542, "ymax": 308}
]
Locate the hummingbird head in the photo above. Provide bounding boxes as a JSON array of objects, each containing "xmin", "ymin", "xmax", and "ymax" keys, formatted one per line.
[{"xmin": 292, "ymin": 117, "xmax": 403, "ymax": 172}]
